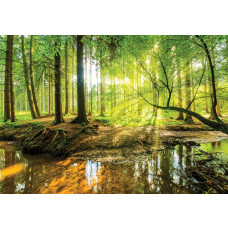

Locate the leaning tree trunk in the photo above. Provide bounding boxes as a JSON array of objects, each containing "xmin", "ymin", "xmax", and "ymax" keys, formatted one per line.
[
  {"xmin": 4, "ymin": 35, "xmax": 13, "ymax": 122},
  {"xmin": 71, "ymin": 35, "xmax": 87, "ymax": 123},
  {"xmin": 21, "ymin": 35, "xmax": 39, "ymax": 119},
  {"xmin": 54, "ymin": 40, "xmax": 64, "ymax": 124},
  {"xmin": 30, "ymin": 35, "xmax": 41, "ymax": 117}
]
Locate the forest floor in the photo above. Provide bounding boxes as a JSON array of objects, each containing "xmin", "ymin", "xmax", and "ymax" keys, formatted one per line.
[
  {"xmin": 1, "ymin": 114, "xmax": 228, "ymax": 193},
  {"xmin": 0, "ymin": 114, "xmax": 227, "ymax": 157}
]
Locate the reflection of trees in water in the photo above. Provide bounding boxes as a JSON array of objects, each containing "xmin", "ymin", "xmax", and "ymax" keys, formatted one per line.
[
  {"xmin": 178, "ymin": 145, "xmax": 183, "ymax": 186},
  {"xmin": 185, "ymin": 146, "xmax": 191, "ymax": 167},
  {"xmin": 1, "ymin": 143, "xmax": 197, "ymax": 194},
  {"xmin": 2, "ymin": 148, "xmax": 16, "ymax": 193}
]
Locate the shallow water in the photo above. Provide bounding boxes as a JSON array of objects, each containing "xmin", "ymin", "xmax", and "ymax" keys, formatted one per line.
[{"xmin": 0, "ymin": 140, "xmax": 227, "ymax": 194}]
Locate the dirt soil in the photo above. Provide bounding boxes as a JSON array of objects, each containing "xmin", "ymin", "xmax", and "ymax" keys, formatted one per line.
[{"xmin": 0, "ymin": 115, "xmax": 227, "ymax": 157}]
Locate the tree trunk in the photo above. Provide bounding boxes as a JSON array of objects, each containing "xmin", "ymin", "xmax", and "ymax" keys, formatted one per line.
[
  {"xmin": 203, "ymin": 58, "xmax": 209, "ymax": 113},
  {"xmin": 4, "ymin": 35, "xmax": 13, "ymax": 122},
  {"xmin": 196, "ymin": 35, "xmax": 222, "ymax": 123},
  {"xmin": 30, "ymin": 35, "xmax": 41, "ymax": 117},
  {"xmin": 65, "ymin": 37, "xmax": 69, "ymax": 114},
  {"xmin": 9, "ymin": 36, "xmax": 15, "ymax": 122},
  {"xmin": 21, "ymin": 35, "xmax": 39, "ymax": 119},
  {"xmin": 88, "ymin": 53, "xmax": 93, "ymax": 116},
  {"xmin": 54, "ymin": 40, "xmax": 64, "ymax": 124},
  {"xmin": 71, "ymin": 35, "xmax": 87, "ymax": 123},
  {"xmin": 72, "ymin": 45, "xmax": 75, "ymax": 113},
  {"xmin": 42, "ymin": 71, "xmax": 45, "ymax": 113},
  {"xmin": 190, "ymin": 60, "xmax": 196, "ymax": 112},
  {"xmin": 184, "ymin": 59, "xmax": 193, "ymax": 123},
  {"xmin": 84, "ymin": 53, "xmax": 88, "ymax": 114},
  {"xmin": 176, "ymin": 57, "xmax": 184, "ymax": 120},
  {"xmin": 100, "ymin": 57, "xmax": 105, "ymax": 116},
  {"xmin": 96, "ymin": 67, "xmax": 99, "ymax": 114},
  {"xmin": 48, "ymin": 68, "xmax": 51, "ymax": 115}
]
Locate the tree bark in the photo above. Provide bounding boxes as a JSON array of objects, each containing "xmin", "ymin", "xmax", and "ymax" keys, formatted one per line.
[
  {"xmin": 30, "ymin": 35, "xmax": 41, "ymax": 117},
  {"xmin": 100, "ymin": 57, "xmax": 105, "ymax": 116},
  {"xmin": 176, "ymin": 57, "xmax": 184, "ymax": 120},
  {"xmin": 9, "ymin": 36, "xmax": 15, "ymax": 122},
  {"xmin": 71, "ymin": 45, "xmax": 75, "ymax": 113},
  {"xmin": 184, "ymin": 59, "xmax": 193, "ymax": 123},
  {"xmin": 65, "ymin": 37, "xmax": 69, "ymax": 114},
  {"xmin": 71, "ymin": 35, "xmax": 87, "ymax": 123},
  {"xmin": 48, "ymin": 67, "xmax": 51, "ymax": 114},
  {"xmin": 196, "ymin": 35, "xmax": 222, "ymax": 123},
  {"xmin": 21, "ymin": 35, "xmax": 39, "ymax": 119},
  {"xmin": 53, "ymin": 40, "xmax": 64, "ymax": 124},
  {"xmin": 4, "ymin": 35, "xmax": 13, "ymax": 122},
  {"xmin": 203, "ymin": 58, "xmax": 209, "ymax": 113},
  {"xmin": 88, "ymin": 53, "xmax": 93, "ymax": 116},
  {"xmin": 96, "ymin": 67, "xmax": 99, "ymax": 114}
]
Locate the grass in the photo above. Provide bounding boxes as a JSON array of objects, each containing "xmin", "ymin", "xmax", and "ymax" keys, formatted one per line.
[
  {"xmin": 91, "ymin": 110, "xmax": 186, "ymax": 127},
  {"xmin": 1, "ymin": 110, "xmax": 226, "ymax": 128},
  {"xmin": 0, "ymin": 112, "xmax": 49, "ymax": 126}
]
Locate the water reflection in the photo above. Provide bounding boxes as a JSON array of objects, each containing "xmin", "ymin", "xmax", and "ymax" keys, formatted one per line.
[
  {"xmin": 0, "ymin": 140, "xmax": 227, "ymax": 194},
  {"xmin": 200, "ymin": 140, "xmax": 228, "ymax": 162}
]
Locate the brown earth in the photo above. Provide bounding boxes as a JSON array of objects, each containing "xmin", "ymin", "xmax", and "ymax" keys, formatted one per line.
[{"xmin": 0, "ymin": 115, "xmax": 227, "ymax": 157}]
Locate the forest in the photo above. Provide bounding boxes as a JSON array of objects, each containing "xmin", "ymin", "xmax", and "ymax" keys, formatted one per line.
[{"xmin": 0, "ymin": 35, "xmax": 228, "ymax": 194}]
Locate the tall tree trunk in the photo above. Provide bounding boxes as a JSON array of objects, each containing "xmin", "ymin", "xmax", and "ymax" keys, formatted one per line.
[
  {"xmin": 71, "ymin": 35, "xmax": 87, "ymax": 123},
  {"xmin": 72, "ymin": 45, "xmax": 75, "ymax": 113},
  {"xmin": 54, "ymin": 40, "xmax": 64, "ymax": 124},
  {"xmin": 42, "ymin": 72, "xmax": 45, "ymax": 113},
  {"xmin": 30, "ymin": 35, "xmax": 41, "ymax": 117},
  {"xmin": 48, "ymin": 68, "xmax": 51, "ymax": 115},
  {"xmin": 96, "ymin": 67, "xmax": 99, "ymax": 114},
  {"xmin": 190, "ymin": 60, "xmax": 196, "ymax": 112},
  {"xmin": 50, "ymin": 73, "xmax": 53, "ymax": 113},
  {"xmin": 184, "ymin": 59, "xmax": 193, "ymax": 123},
  {"xmin": 4, "ymin": 35, "xmax": 13, "ymax": 122},
  {"xmin": 25, "ymin": 89, "xmax": 28, "ymax": 112},
  {"xmin": 65, "ymin": 37, "xmax": 69, "ymax": 114},
  {"xmin": 88, "ymin": 53, "xmax": 93, "ymax": 116},
  {"xmin": 212, "ymin": 50, "xmax": 222, "ymax": 118},
  {"xmin": 21, "ymin": 35, "xmax": 38, "ymax": 119},
  {"xmin": 100, "ymin": 57, "xmax": 105, "ymax": 116},
  {"xmin": 9, "ymin": 36, "xmax": 15, "ymax": 122},
  {"xmin": 136, "ymin": 64, "xmax": 142, "ymax": 116},
  {"xmin": 176, "ymin": 57, "xmax": 184, "ymax": 120},
  {"xmin": 196, "ymin": 35, "xmax": 222, "ymax": 123},
  {"xmin": 84, "ymin": 53, "xmax": 88, "ymax": 114},
  {"xmin": 114, "ymin": 75, "xmax": 116, "ymax": 110},
  {"xmin": 203, "ymin": 58, "xmax": 209, "ymax": 113},
  {"xmin": 111, "ymin": 74, "xmax": 114, "ymax": 116}
]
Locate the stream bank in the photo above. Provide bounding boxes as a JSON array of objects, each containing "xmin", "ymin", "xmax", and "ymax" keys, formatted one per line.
[{"xmin": 0, "ymin": 118, "xmax": 227, "ymax": 157}]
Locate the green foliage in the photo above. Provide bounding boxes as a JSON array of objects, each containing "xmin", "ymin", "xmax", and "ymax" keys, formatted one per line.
[{"xmin": 0, "ymin": 35, "xmax": 227, "ymax": 128}]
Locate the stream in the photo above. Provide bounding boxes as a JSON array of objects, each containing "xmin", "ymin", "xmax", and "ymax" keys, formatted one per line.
[{"xmin": 0, "ymin": 140, "xmax": 227, "ymax": 194}]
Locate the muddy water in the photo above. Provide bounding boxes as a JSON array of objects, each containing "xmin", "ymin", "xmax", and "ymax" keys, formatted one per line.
[{"xmin": 0, "ymin": 140, "xmax": 227, "ymax": 194}]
